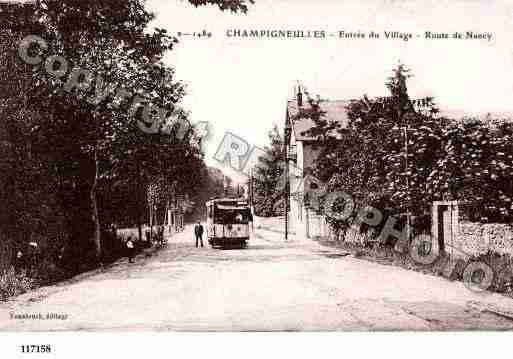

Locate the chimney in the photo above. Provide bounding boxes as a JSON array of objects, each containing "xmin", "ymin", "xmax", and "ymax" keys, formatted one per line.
[{"xmin": 297, "ymin": 85, "xmax": 303, "ymax": 107}]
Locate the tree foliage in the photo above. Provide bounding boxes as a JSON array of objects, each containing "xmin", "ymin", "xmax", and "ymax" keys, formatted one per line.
[
  {"xmin": 0, "ymin": 0, "xmax": 252, "ymax": 279},
  {"xmin": 304, "ymin": 64, "xmax": 513, "ymax": 236},
  {"xmin": 252, "ymin": 125, "xmax": 285, "ymax": 217}
]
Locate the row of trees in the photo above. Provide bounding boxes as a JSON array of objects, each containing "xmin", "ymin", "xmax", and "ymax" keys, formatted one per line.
[
  {"xmin": 0, "ymin": 0, "xmax": 252, "ymax": 279},
  {"xmin": 250, "ymin": 125, "xmax": 285, "ymax": 217}
]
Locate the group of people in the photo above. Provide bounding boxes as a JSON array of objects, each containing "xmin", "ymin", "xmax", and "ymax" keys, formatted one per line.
[
  {"xmin": 13, "ymin": 242, "xmax": 40, "ymax": 274},
  {"xmin": 145, "ymin": 226, "xmax": 165, "ymax": 244},
  {"xmin": 124, "ymin": 226, "xmax": 163, "ymax": 264},
  {"xmin": 123, "ymin": 221, "xmax": 205, "ymax": 264}
]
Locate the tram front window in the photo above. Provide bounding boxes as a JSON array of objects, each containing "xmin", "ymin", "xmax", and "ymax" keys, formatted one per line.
[{"xmin": 215, "ymin": 208, "xmax": 251, "ymax": 224}]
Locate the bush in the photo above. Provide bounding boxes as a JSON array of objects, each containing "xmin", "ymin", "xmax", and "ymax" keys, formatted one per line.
[
  {"xmin": 33, "ymin": 259, "xmax": 68, "ymax": 285},
  {"xmin": 0, "ymin": 267, "xmax": 37, "ymax": 302},
  {"xmin": 470, "ymin": 251, "xmax": 513, "ymax": 293}
]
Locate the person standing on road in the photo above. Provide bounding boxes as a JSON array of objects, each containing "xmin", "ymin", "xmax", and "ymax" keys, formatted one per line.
[
  {"xmin": 14, "ymin": 250, "xmax": 25, "ymax": 273},
  {"xmin": 194, "ymin": 221, "xmax": 204, "ymax": 248},
  {"xmin": 126, "ymin": 236, "xmax": 135, "ymax": 263}
]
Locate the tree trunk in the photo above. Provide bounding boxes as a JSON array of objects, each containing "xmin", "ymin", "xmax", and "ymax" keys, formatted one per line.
[
  {"xmin": 165, "ymin": 200, "xmax": 170, "ymax": 229},
  {"xmin": 90, "ymin": 149, "xmax": 101, "ymax": 263},
  {"xmin": 149, "ymin": 202, "xmax": 154, "ymax": 242},
  {"xmin": 136, "ymin": 164, "xmax": 143, "ymax": 242},
  {"xmin": 137, "ymin": 213, "xmax": 143, "ymax": 242}
]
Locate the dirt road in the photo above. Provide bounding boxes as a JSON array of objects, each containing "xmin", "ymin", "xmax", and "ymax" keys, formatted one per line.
[{"xmin": 1, "ymin": 224, "xmax": 513, "ymax": 331}]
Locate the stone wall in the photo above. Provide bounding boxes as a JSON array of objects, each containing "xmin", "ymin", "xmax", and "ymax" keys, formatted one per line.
[
  {"xmin": 307, "ymin": 213, "xmax": 328, "ymax": 238},
  {"xmin": 451, "ymin": 222, "xmax": 513, "ymax": 258},
  {"xmin": 341, "ymin": 226, "xmax": 375, "ymax": 245}
]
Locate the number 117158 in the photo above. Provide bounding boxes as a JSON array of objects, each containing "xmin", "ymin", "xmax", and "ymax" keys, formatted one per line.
[{"xmin": 20, "ymin": 345, "xmax": 52, "ymax": 354}]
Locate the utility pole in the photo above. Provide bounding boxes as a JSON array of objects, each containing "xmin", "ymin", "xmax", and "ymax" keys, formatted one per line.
[
  {"xmin": 249, "ymin": 168, "xmax": 254, "ymax": 206},
  {"xmin": 250, "ymin": 167, "xmax": 255, "ymax": 233},
  {"xmin": 403, "ymin": 125, "xmax": 411, "ymax": 242},
  {"xmin": 394, "ymin": 96, "xmax": 431, "ymax": 242},
  {"xmin": 285, "ymin": 149, "xmax": 289, "ymax": 241},
  {"xmin": 284, "ymin": 122, "xmax": 292, "ymax": 241}
]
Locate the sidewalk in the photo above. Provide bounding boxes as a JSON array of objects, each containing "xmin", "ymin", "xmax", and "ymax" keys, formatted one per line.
[{"xmin": 254, "ymin": 216, "xmax": 300, "ymax": 239}]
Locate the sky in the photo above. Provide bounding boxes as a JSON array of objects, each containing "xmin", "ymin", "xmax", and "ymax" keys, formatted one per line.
[{"xmin": 145, "ymin": 0, "xmax": 513, "ymax": 181}]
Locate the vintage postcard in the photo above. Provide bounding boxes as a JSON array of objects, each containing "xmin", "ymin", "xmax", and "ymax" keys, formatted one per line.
[{"xmin": 1, "ymin": 0, "xmax": 513, "ymax": 346}]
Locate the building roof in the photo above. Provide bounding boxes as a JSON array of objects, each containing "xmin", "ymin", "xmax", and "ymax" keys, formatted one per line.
[
  {"xmin": 287, "ymin": 99, "xmax": 351, "ymax": 141},
  {"xmin": 0, "ymin": 0, "xmax": 35, "ymax": 8},
  {"xmin": 439, "ymin": 108, "xmax": 513, "ymax": 121},
  {"xmin": 0, "ymin": 0, "xmax": 36, "ymax": 30}
]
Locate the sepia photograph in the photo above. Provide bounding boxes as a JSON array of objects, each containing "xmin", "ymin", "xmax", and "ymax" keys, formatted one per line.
[{"xmin": 1, "ymin": 0, "xmax": 513, "ymax": 355}]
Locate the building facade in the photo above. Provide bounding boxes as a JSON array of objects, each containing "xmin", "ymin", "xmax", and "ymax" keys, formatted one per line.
[{"xmin": 285, "ymin": 88, "xmax": 350, "ymax": 239}]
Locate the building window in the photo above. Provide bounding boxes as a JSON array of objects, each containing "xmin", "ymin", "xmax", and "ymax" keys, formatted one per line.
[{"xmin": 288, "ymin": 145, "xmax": 297, "ymax": 163}]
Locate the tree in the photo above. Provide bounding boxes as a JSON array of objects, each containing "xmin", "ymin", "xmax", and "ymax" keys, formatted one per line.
[
  {"xmin": 252, "ymin": 125, "xmax": 285, "ymax": 216},
  {"xmin": 0, "ymin": 28, "xmax": 69, "ymax": 273},
  {"xmin": 303, "ymin": 64, "xmax": 443, "ymax": 236},
  {"xmin": 428, "ymin": 118, "xmax": 513, "ymax": 222}
]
